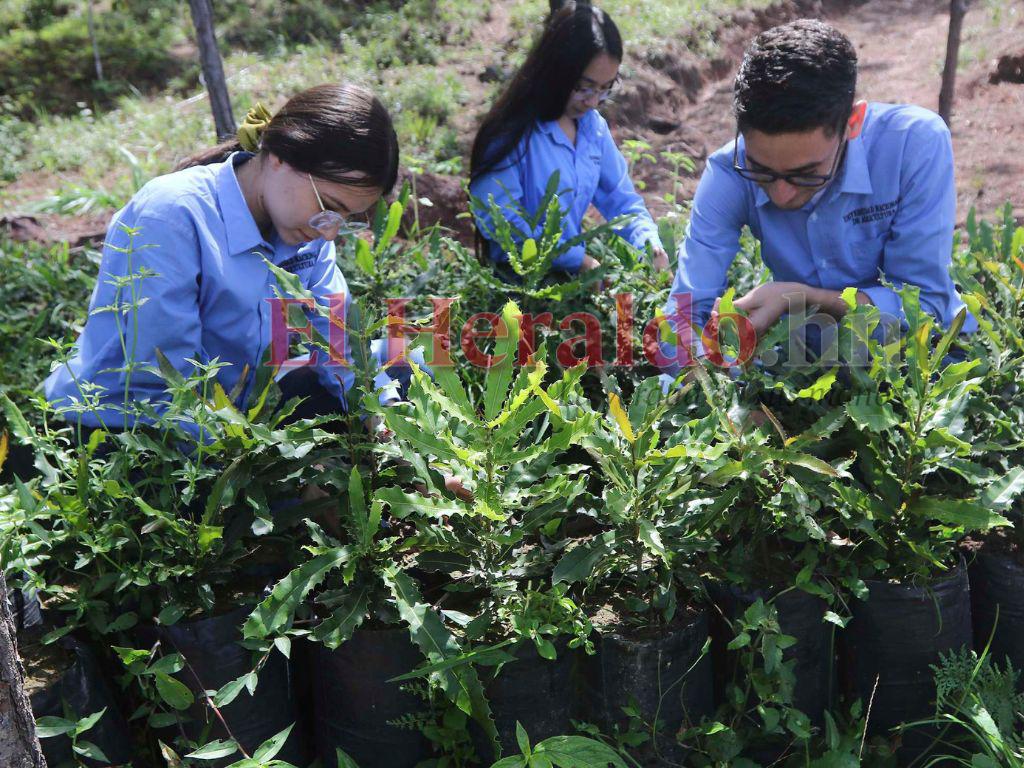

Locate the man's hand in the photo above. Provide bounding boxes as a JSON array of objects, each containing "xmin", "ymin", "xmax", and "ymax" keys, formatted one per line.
[
  {"xmin": 712, "ymin": 282, "xmax": 872, "ymax": 337},
  {"xmin": 713, "ymin": 282, "xmax": 807, "ymax": 336},
  {"xmin": 651, "ymin": 246, "xmax": 670, "ymax": 273}
]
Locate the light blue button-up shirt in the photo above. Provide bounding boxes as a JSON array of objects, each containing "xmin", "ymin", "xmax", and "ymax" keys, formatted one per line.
[
  {"xmin": 45, "ymin": 152, "xmax": 393, "ymax": 430},
  {"xmin": 469, "ymin": 109, "xmax": 663, "ymax": 273},
  {"xmin": 664, "ymin": 102, "xmax": 974, "ymax": 349}
]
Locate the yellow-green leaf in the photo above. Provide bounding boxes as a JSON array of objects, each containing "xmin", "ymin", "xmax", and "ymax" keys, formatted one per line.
[{"xmin": 608, "ymin": 393, "xmax": 635, "ymax": 443}]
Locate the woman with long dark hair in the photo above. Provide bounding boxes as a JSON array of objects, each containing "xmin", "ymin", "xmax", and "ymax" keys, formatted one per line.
[
  {"xmin": 469, "ymin": 1, "xmax": 669, "ymax": 277},
  {"xmin": 45, "ymin": 83, "xmax": 406, "ymax": 434}
]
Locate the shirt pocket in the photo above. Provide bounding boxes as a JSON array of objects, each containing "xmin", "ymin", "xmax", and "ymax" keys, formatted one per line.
[{"xmin": 841, "ymin": 231, "xmax": 889, "ymax": 284}]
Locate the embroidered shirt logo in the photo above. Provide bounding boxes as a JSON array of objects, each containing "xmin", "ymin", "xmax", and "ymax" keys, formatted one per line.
[
  {"xmin": 843, "ymin": 198, "xmax": 901, "ymax": 226},
  {"xmin": 278, "ymin": 255, "xmax": 316, "ymax": 273}
]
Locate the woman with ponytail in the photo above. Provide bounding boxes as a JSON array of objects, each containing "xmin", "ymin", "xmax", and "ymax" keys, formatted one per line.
[
  {"xmin": 45, "ymin": 83, "xmax": 406, "ymax": 434},
  {"xmin": 469, "ymin": 1, "xmax": 669, "ymax": 278}
]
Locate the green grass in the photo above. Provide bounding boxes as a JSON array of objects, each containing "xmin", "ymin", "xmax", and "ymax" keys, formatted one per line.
[{"xmin": 0, "ymin": 0, "xmax": 772, "ymax": 210}]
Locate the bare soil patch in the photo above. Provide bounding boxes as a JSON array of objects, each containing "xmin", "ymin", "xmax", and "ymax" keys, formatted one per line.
[{"xmin": 7, "ymin": 0, "xmax": 1022, "ymax": 245}]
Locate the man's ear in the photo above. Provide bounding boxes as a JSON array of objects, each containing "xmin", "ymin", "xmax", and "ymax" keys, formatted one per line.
[{"xmin": 847, "ymin": 100, "xmax": 868, "ymax": 139}]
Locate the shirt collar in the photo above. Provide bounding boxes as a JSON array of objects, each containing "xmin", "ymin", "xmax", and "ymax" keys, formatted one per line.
[
  {"xmin": 536, "ymin": 109, "xmax": 596, "ymax": 148},
  {"xmin": 837, "ymin": 133, "xmax": 873, "ymax": 196},
  {"xmin": 216, "ymin": 152, "xmax": 271, "ymax": 256}
]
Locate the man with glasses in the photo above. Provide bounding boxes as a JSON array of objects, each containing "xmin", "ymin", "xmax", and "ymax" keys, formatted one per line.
[{"xmin": 662, "ymin": 19, "xmax": 973, "ymax": 367}]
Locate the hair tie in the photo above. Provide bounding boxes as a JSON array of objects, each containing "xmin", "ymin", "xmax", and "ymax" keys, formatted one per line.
[{"xmin": 237, "ymin": 102, "xmax": 274, "ymax": 152}]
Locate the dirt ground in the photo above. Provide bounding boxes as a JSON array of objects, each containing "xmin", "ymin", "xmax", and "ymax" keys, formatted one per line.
[
  {"xmin": 416, "ymin": 0, "xmax": 1023, "ymax": 236},
  {"xmin": 608, "ymin": 0, "xmax": 1024, "ymax": 226},
  {"xmin": 4, "ymin": 0, "xmax": 1022, "ymax": 247}
]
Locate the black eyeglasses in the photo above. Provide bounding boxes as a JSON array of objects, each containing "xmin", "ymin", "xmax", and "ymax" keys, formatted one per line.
[{"xmin": 732, "ymin": 130, "xmax": 847, "ymax": 188}]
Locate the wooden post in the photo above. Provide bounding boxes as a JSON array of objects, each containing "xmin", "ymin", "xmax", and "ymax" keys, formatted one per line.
[
  {"xmin": 0, "ymin": 574, "xmax": 46, "ymax": 768},
  {"xmin": 938, "ymin": 0, "xmax": 969, "ymax": 126},
  {"xmin": 85, "ymin": 0, "xmax": 103, "ymax": 82},
  {"xmin": 187, "ymin": 0, "xmax": 236, "ymax": 141}
]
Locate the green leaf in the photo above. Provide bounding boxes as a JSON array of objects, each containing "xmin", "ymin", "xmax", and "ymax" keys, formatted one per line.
[
  {"xmin": 823, "ymin": 611, "xmax": 849, "ymax": 629},
  {"xmin": 384, "ymin": 411, "xmax": 462, "ymax": 462},
  {"xmin": 154, "ymin": 347, "xmax": 186, "ymax": 388},
  {"xmin": 274, "ymin": 636, "xmax": 292, "ymax": 659},
  {"xmin": 111, "ymin": 646, "xmax": 150, "ymax": 668},
  {"xmin": 72, "ymin": 740, "xmax": 110, "ymax": 763},
  {"xmin": 388, "ymin": 640, "xmax": 518, "ymax": 682},
  {"xmin": 312, "ymin": 586, "xmax": 370, "ymax": 649},
  {"xmin": 764, "ymin": 449, "xmax": 841, "ymax": 477},
  {"xmin": 147, "ymin": 653, "xmax": 185, "ymax": 676},
  {"xmin": 983, "ymin": 467, "xmax": 1024, "ymax": 510},
  {"xmin": 73, "ymin": 708, "xmax": 107, "ymax": 736},
  {"xmin": 0, "ymin": 392, "xmax": 32, "ymax": 442},
  {"xmin": 638, "ymin": 519, "xmax": 668, "ymax": 562},
  {"xmin": 376, "ymin": 200, "xmax": 404, "ymax": 254},
  {"xmin": 185, "ymin": 739, "xmax": 240, "ymax": 760},
  {"xmin": 354, "ymin": 237, "xmax": 375, "ymax": 276},
  {"xmin": 336, "ymin": 747, "xmax": 361, "ymax": 768},
  {"xmin": 847, "ymin": 395, "xmax": 899, "ymax": 432},
  {"xmin": 908, "ymin": 497, "xmax": 1010, "ymax": 531},
  {"xmin": 382, "ymin": 566, "xmax": 498, "ymax": 752},
  {"xmin": 796, "ymin": 368, "xmax": 838, "ymax": 400},
  {"xmin": 212, "ymin": 673, "xmax": 252, "ymax": 708},
  {"xmin": 727, "ymin": 631, "xmax": 751, "ymax": 650},
  {"xmin": 252, "ymin": 724, "xmax": 293, "ymax": 763},
  {"xmin": 195, "ymin": 524, "xmax": 223, "ymax": 552},
  {"xmin": 155, "ymin": 673, "xmax": 194, "ymax": 710},
  {"xmin": 105, "ymin": 611, "xmax": 139, "ymax": 633},
  {"xmin": 530, "ymin": 735, "xmax": 628, "ymax": 767},
  {"xmin": 375, "ymin": 487, "xmax": 466, "ymax": 520},
  {"xmin": 157, "ymin": 603, "xmax": 186, "ymax": 627},
  {"xmin": 244, "ymin": 547, "xmax": 351, "ymax": 639},
  {"xmin": 35, "ymin": 716, "xmax": 78, "ymax": 738},
  {"xmin": 552, "ymin": 533, "xmax": 613, "ymax": 585},
  {"xmin": 516, "ymin": 722, "xmax": 532, "ymax": 758},
  {"xmin": 483, "ymin": 300, "xmax": 522, "ymax": 423}
]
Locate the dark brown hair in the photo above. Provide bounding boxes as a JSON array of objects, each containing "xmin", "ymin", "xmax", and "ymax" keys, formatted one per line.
[
  {"xmin": 734, "ymin": 20, "xmax": 858, "ymax": 137},
  {"xmin": 176, "ymin": 82, "xmax": 400, "ymax": 193}
]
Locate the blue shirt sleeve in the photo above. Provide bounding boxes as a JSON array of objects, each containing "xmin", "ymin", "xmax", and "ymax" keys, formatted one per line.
[
  {"xmin": 592, "ymin": 128, "xmax": 663, "ymax": 256},
  {"xmin": 858, "ymin": 120, "xmax": 965, "ymax": 329},
  {"xmin": 91, "ymin": 214, "xmax": 205, "ymax": 437},
  {"xmin": 469, "ymin": 148, "xmax": 585, "ymax": 274},
  {"xmin": 667, "ymin": 149, "xmax": 749, "ymax": 334}
]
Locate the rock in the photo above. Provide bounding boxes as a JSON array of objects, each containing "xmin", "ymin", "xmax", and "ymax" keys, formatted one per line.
[
  {"xmin": 479, "ymin": 64, "xmax": 508, "ymax": 83},
  {"xmin": 990, "ymin": 53, "xmax": 1024, "ymax": 85}
]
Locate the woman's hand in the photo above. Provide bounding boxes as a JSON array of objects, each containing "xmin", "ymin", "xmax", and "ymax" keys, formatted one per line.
[{"xmin": 651, "ymin": 246, "xmax": 670, "ymax": 273}]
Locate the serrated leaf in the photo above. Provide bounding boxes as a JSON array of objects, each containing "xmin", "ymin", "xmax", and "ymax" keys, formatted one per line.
[
  {"xmin": 382, "ymin": 566, "xmax": 497, "ymax": 753},
  {"xmin": 312, "ymin": 586, "xmax": 369, "ymax": 649},
  {"xmin": 847, "ymin": 395, "xmax": 899, "ymax": 432},
  {"xmin": 244, "ymin": 547, "xmax": 351, "ymax": 639}
]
